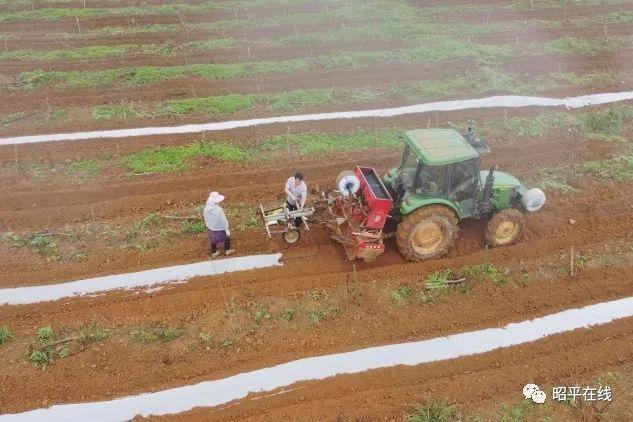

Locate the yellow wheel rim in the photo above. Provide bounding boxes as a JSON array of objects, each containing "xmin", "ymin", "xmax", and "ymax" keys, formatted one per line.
[
  {"xmin": 412, "ymin": 220, "xmax": 444, "ymax": 255},
  {"xmin": 495, "ymin": 220, "xmax": 519, "ymax": 244}
]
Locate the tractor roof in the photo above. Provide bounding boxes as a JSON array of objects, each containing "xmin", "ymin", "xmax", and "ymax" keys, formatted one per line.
[{"xmin": 404, "ymin": 129, "xmax": 478, "ymax": 166}]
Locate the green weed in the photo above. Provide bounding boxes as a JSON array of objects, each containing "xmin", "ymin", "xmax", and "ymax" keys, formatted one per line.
[
  {"xmin": 37, "ymin": 326, "xmax": 53, "ymax": 344},
  {"xmin": 583, "ymin": 155, "xmax": 633, "ymax": 182},
  {"xmin": 535, "ymin": 166, "xmax": 575, "ymax": 192},
  {"xmin": 0, "ymin": 112, "xmax": 27, "ymax": 128},
  {"xmin": 391, "ymin": 285, "xmax": 412, "ymax": 306},
  {"xmin": 199, "ymin": 332, "xmax": 214, "ymax": 346},
  {"xmin": 578, "ymin": 106, "xmax": 633, "ymax": 139},
  {"xmin": 127, "ymin": 212, "xmax": 160, "ymax": 238},
  {"xmin": 79, "ymin": 322, "xmax": 108, "ymax": 345},
  {"xmin": 0, "ymin": 2, "xmax": 219, "ymax": 23},
  {"xmin": 254, "ymin": 307, "xmax": 271, "ymax": 323},
  {"xmin": 156, "ymin": 94, "xmax": 255, "ymax": 117},
  {"xmin": 0, "ymin": 325, "xmax": 13, "ymax": 345},
  {"xmin": 407, "ymin": 399, "xmax": 456, "ymax": 422},
  {"xmin": 29, "ymin": 349, "xmax": 53, "ymax": 367},
  {"xmin": 130, "ymin": 325, "xmax": 181, "ymax": 343},
  {"xmin": 92, "ymin": 103, "xmax": 148, "ymax": 120},
  {"xmin": 259, "ymin": 131, "xmax": 399, "ymax": 156},
  {"xmin": 121, "ymin": 142, "xmax": 246, "ymax": 174},
  {"xmin": 180, "ymin": 220, "xmax": 206, "ymax": 234},
  {"xmin": 66, "ymin": 159, "xmax": 100, "ymax": 177},
  {"xmin": 1, "ymin": 232, "xmax": 59, "ymax": 257},
  {"xmin": 425, "ymin": 269, "xmax": 452, "ymax": 290},
  {"xmin": 499, "ymin": 400, "xmax": 535, "ymax": 422},
  {"xmin": 464, "ymin": 263, "xmax": 506, "ymax": 285},
  {"xmin": 282, "ymin": 308, "xmax": 296, "ymax": 321}
]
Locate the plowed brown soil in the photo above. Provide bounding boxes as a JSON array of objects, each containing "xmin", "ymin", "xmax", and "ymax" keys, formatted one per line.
[{"xmin": 1, "ymin": 1, "xmax": 632, "ymax": 420}]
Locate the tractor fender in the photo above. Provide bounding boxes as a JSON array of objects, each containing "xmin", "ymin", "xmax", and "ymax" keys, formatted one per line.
[{"xmin": 399, "ymin": 196, "xmax": 461, "ymax": 220}]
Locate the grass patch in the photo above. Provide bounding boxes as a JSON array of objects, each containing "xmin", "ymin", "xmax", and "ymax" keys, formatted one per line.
[
  {"xmin": 180, "ymin": 219, "xmax": 206, "ymax": 234},
  {"xmin": 156, "ymin": 94, "xmax": 256, "ymax": 117},
  {"xmin": 14, "ymin": 40, "xmax": 510, "ymax": 91},
  {"xmin": 0, "ymin": 112, "xmax": 27, "ymax": 128},
  {"xmin": 66, "ymin": 159, "xmax": 100, "ymax": 177},
  {"xmin": 464, "ymin": 263, "xmax": 506, "ymax": 285},
  {"xmin": 391, "ymin": 285, "xmax": 412, "ymax": 306},
  {"xmin": 92, "ymin": 103, "xmax": 148, "ymax": 120},
  {"xmin": 130, "ymin": 325, "xmax": 181, "ymax": 343},
  {"xmin": 499, "ymin": 400, "xmax": 536, "ymax": 422},
  {"xmin": 259, "ymin": 131, "xmax": 399, "ymax": 155},
  {"xmin": 583, "ymin": 154, "xmax": 633, "ymax": 182},
  {"xmin": 0, "ymin": 2, "xmax": 219, "ymax": 23},
  {"xmin": 79, "ymin": 322, "xmax": 108, "ymax": 345},
  {"xmin": 1, "ymin": 232, "xmax": 59, "ymax": 257},
  {"xmin": 425, "ymin": 269, "xmax": 453, "ymax": 291},
  {"xmin": 253, "ymin": 307, "xmax": 271, "ymax": 324},
  {"xmin": 0, "ymin": 325, "xmax": 13, "ymax": 345},
  {"xmin": 534, "ymin": 166, "xmax": 575, "ymax": 192},
  {"xmin": 407, "ymin": 399, "xmax": 456, "ymax": 422},
  {"xmin": 127, "ymin": 212, "xmax": 161, "ymax": 238},
  {"xmin": 578, "ymin": 106, "xmax": 633, "ymax": 140},
  {"xmin": 120, "ymin": 142, "xmax": 247, "ymax": 173}
]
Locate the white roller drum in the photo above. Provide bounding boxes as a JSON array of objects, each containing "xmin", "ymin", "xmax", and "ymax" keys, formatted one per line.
[
  {"xmin": 522, "ymin": 188, "xmax": 546, "ymax": 212},
  {"xmin": 336, "ymin": 170, "xmax": 361, "ymax": 196}
]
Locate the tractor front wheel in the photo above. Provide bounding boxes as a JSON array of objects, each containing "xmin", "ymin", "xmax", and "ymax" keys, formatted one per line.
[
  {"xmin": 485, "ymin": 209, "xmax": 524, "ymax": 247},
  {"xmin": 396, "ymin": 205, "xmax": 458, "ymax": 261}
]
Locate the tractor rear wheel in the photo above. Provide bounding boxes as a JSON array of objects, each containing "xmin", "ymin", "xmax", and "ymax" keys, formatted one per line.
[
  {"xmin": 485, "ymin": 208, "xmax": 524, "ymax": 247},
  {"xmin": 396, "ymin": 205, "xmax": 458, "ymax": 261}
]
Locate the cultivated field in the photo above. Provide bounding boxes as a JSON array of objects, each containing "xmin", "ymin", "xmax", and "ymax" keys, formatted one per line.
[{"xmin": 1, "ymin": 0, "xmax": 633, "ymax": 420}]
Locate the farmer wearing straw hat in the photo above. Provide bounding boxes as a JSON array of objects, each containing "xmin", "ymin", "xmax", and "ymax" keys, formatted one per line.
[{"xmin": 203, "ymin": 191, "xmax": 235, "ymax": 258}]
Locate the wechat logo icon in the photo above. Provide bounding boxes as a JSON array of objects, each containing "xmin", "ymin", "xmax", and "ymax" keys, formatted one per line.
[{"xmin": 523, "ymin": 384, "xmax": 547, "ymax": 404}]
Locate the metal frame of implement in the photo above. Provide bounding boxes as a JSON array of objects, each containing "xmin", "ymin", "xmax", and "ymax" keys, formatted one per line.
[{"xmin": 259, "ymin": 203, "xmax": 314, "ymax": 239}]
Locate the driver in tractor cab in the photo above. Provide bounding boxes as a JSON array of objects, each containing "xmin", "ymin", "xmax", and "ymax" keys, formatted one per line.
[{"xmin": 285, "ymin": 172, "xmax": 307, "ymax": 228}]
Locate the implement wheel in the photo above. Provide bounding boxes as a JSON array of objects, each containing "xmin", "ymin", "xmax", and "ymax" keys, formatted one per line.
[
  {"xmin": 485, "ymin": 209, "xmax": 524, "ymax": 247},
  {"xmin": 283, "ymin": 229, "xmax": 301, "ymax": 245},
  {"xmin": 396, "ymin": 205, "xmax": 458, "ymax": 261}
]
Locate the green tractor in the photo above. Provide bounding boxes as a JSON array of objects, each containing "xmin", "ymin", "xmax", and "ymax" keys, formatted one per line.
[{"xmin": 380, "ymin": 123, "xmax": 546, "ymax": 261}]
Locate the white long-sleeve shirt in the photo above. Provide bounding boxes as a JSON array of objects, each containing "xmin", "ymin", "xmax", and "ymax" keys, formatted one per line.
[
  {"xmin": 285, "ymin": 177, "xmax": 307, "ymax": 205},
  {"xmin": 203, "ymin": 203, "xmax": 229, "ymax": 231}
]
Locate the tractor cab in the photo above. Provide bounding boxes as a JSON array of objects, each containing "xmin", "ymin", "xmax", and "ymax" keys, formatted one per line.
[{"xmin": 385, "ymin": 128, "xmax": 482, "ymax": 219}]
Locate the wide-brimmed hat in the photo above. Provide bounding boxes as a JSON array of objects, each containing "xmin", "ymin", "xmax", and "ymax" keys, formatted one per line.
[{"xmin": 207, "ymin": 191, "xmax": 225, "ymax": 204}]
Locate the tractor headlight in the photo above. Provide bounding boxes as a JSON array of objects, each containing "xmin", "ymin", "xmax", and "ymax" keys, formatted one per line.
[{"xmin": 522, "ymin": 188, "xmax": 546, "ymax": 212}]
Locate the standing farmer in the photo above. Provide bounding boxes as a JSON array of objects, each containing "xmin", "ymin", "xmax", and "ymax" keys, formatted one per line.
[
  {"xmin": 203, "ymin": 191, "xmax": 235, "ymax": 257},
  {"xmin": 285, "ymin": 172, "xmax": 307, "ymax": 228}
]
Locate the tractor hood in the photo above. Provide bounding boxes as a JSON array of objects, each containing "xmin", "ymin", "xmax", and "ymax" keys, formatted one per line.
[{"xmin": 480, "ymin": 170, "xmax": 527, "ymax": 195}]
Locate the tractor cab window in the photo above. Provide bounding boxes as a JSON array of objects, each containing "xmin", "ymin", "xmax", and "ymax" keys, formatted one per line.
[
  {"xmin": 400, "ymin": 144, "xmax": 418, "ymax": 170},
  {"xmin": 414, "ymin": 164, "xmax": 447, "ymax": 197},
  {"xmin": 449, "ymin": 159, "xmax": 477, "ymax": 201}
]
